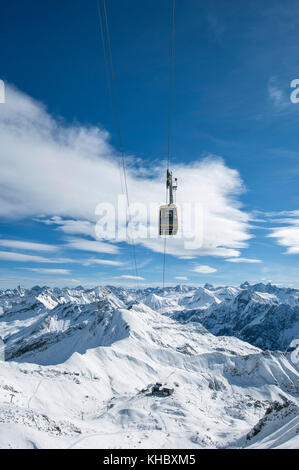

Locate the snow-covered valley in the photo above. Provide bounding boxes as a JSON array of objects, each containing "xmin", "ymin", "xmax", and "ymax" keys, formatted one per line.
[{"xmin": 0, "ymin": 283, "xmax": 298, "ymax": 449}]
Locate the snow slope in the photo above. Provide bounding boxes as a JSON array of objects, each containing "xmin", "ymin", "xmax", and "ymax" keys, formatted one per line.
[{"xmin": 0, "ymin": 284, "xmax": 298, "ymax": 449}]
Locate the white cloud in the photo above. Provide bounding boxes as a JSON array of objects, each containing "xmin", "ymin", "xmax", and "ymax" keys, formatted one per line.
[
  {"xmin": 175, "ymin": 276, "xmax": 188, "ymax": 280},
  {"xmin": 0, "ymin": 239, "xmax": 57, "ymax": 252},
  {"xmin": 269, "ymin": 225, "xmax": 299, "ymax": 254},
  {"xmin": 23, "ymin": 268, "xmax": 71, "ymax": 275},
  {"xmin": 85, "ymin": 258, "xmax": 124, "ymax": 266},
  {"xmin": 225, "ymin": 257, "xmax": 262, "ymax": 263},
  {"xmin": 255, "ymin": 210, "xmax": 299, "ymax": 218},
  {"xmin": 266, "ymin": 210, "xmax": 299, "ymax": 255},
  {"xmin": 0, "ymin": 85, "xmax": 252, "ymax": 260},
  {"xmin": 42, "ymin": 217, "xmax": 96, "ymax": 237},
  {"xmin": 0, "ymin": 251, "xmax": 72, "ymax": 263},
  {"xmin": 193, "ymin": 265, "xmax": 217, "ymax": 274},
  {"xmin": 268, "ymin": 77, "xmax": 289, "ymax": 110},
  {"xmin": 65, "ymin": 237, "xmax": 119, "ymax": 254},
  {"xmin": 118, "ymin": 275, "xmax": 145, "ymax": 280}
]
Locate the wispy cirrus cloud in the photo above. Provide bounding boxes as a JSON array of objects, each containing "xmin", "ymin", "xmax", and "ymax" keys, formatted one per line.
[
  {"xmin": 0, "ymin": 251, "xmax": 72, "ymax": 263},
  {"xmin": 23, "ymin": 268, "xmax": 71, "ymax": 275},
  {"xmin": 225, "ymin": 257, "xmax": 262, "ymax": 263},
  {"xmin": 84, "ymin": 258, "xmax": 124, "ymax": 266},
  {"xmin": 0, "ymin": 239, "xmax": 57, "ymax": 252},
  {"xmin": 0, "ymin": 85, "xmax": 252, "ymax": 260},
  {"xmin": 65, "ymin": 237, "xmax": 119, "ymax": 254},
  {"xmin": 256, "ymin": 209, "xmax": 299, "ymax": 255},
  {"xmin": 269, "ymin": 226, "xmax": 299, "ymax": 254},
  {"xmin": 193, "ymin": 265, "xmax": 217, "ymax": 274},
  {"xmin": 267, "ymin": 77, "xmax": 291, "ymax": 112},
  {"xmin": 42, "ymin": 216, "xmax": 96, "ymax": 237},
  {"xmin": 0, "ymin": 237, "xmax": 122, "ymax": 266},
  {"xmin": 118, "ymin": 275, "xmax": 145, "ymax": 281}
]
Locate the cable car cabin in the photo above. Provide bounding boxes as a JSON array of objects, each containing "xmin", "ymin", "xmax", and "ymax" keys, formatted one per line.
[{"xmin": 159, "ymin": 204, "xmax": 178, "ymax": 236}]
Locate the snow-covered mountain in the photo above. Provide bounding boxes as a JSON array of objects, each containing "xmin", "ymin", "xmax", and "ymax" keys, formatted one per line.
[
  {"xmin": 173, "ymin": 283, "xmax": 299, "ymax": 351},
  {"xmin": 0, "ymin": 282, "xmax": 298, "ymax": 449}
]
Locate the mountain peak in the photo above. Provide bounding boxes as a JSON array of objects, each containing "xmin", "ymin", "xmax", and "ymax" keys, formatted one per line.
[
  {"xmin": 204, "ymin": 283, "xmax": 214, "ymax": 290},
  {"xmin": 240, "ymin": 281, "xmax": 250, "ymax": 288}
]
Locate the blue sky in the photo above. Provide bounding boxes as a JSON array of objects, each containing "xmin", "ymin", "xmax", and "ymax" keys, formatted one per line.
[{"xmin": 1, "ymin": 0, "xmax": 299, "ymax": 288}]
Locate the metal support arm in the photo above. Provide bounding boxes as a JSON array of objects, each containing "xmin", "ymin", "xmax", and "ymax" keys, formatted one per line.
[{"xmin": 166, "ymin": 169, "xmax": 177, "ymax": 205}]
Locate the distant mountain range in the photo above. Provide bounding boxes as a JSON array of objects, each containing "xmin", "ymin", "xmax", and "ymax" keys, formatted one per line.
[{"xmin": 1, "ymin": 282, "xmax": 298, "ymax": 360}]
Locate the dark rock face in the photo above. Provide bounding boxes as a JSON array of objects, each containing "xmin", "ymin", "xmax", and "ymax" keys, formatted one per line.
[
  {"xmin": 246, "ymin": 399, "xmax": 298, "ymax": 442},
  {"xmin": 172, "ymin": 283, "xmax": 299, "ymax": 351},
  {"xmin": 199, "ymin": 290, "xmax": 299, "ymax": 351}
]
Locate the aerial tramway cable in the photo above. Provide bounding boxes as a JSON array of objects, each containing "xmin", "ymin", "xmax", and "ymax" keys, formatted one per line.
[
  {"xmin": 96, "ymin": 0, "xmax": 140, "ymax": 289},
  {"xmin": 162, "ymin": 0, "xmax": 176, "ymax": 291},
  {"xmin": 96, "ymin": 0, "xmax": 177, "ymax": 292},
  {"xmin": 96, "ymin": 0, "xmax": 124, "ymax": 194}
]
